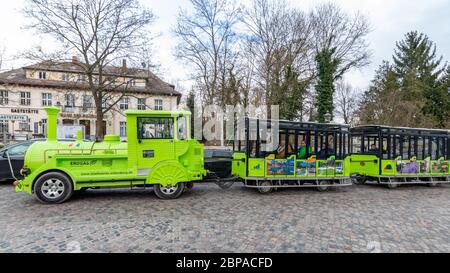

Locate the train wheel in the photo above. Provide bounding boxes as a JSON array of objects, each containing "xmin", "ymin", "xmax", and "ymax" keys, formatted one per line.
[
  {"xmin": 427, "ymin": 179, "xmax": 438, "ymax": 187},
  {"xmin": 386, "ymin": 180, "xmax": 399, "ymax": 189},
  {"xmin": 154, "ymin": 183, "xmax": 185, "ymax": 199},
  {"xmin": 257, "ymin": 180, "xmax": 273, "ymax": 194},
  {"xmin": 356, "ymin": 177, "xmax": 367, "ymax": 185},
  {"xmin": 33, "ymin": 172, "xmax": 74, "ymax": 204},
  {"xmin": 316, "ymin": 180, "xmax": 330, "ymax": 192}
]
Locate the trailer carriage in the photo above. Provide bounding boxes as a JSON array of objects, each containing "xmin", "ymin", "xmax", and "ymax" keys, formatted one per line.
[
  {"xmin": 349, "ymin": 125, "xmax": 450, "ymax": 188},
  {"xmin": 231, "ymin": 118, "xmax": 353, "ymax": 193}
]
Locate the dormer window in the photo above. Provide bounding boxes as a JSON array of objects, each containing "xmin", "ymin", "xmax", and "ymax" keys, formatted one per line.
[
  {"xmin": 77, "ymin": 74, "xmax": 86, "ymax": 82},
  {"xmin": 38, "ymin": 71, "xmax": 46, "ymax": 79},
  {"xmin": 128, "ymin": 79, "xmax": 136, "ymax": 87}
]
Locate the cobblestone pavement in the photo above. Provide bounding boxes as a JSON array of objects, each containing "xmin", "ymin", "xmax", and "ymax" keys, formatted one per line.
[{"xmin": 0, "ymin": 182, "xmax": 449, "ymax": 253}]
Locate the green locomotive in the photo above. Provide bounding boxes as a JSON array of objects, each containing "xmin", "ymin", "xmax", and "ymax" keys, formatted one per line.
[{"xmin": 14, "ymin": 107, "xmax": 206, "ymax": 203}]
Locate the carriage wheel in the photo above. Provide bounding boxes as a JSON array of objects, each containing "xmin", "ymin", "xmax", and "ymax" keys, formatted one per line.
[
  {"xmin": 316, "ymin": 180, "xmax": 330, "ymax": 192},
  {"xmin": 257, "ymin": 180, "xmax": 273, "ymax": 194}
]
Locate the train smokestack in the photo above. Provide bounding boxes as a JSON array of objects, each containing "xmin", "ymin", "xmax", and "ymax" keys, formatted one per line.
[{"xmin": 44, "ymin": 107, "xmax": 60, "ymax": 141}]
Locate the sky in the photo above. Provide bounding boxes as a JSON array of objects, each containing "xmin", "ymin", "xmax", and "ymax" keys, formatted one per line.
[{"xmin": 1, "ymin": 0, "xmax": 449, "ymax": 97}]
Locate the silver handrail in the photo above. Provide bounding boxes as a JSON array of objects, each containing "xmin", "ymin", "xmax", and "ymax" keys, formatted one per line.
[{"xmin": 5, "ymin": 150, "xmax": 19, "ymax": 181}]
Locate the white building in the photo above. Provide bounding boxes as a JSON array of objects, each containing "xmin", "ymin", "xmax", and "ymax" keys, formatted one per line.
[{"xmin": 0, "ymin": 58, "xmax": 181, "ymax": 141}]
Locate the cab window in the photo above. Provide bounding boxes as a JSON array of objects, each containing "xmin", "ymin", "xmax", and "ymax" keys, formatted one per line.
[
  {"xmin": 138, "ymin": 117, "xmax": 174, "ymax": 139},
  {"xmin": 177, "ymin": 116, "xmax": 187, "ymax": 140}
]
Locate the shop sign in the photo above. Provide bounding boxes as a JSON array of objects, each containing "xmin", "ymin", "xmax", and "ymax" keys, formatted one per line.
[{"xmin": 0, "ymin": 114, "xmax": 28, "ymax": 122}]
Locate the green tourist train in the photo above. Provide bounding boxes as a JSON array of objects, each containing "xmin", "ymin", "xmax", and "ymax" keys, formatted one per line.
[{"xmin": 10, "ymin": 107, "xmax": 450, "ymax": 204}]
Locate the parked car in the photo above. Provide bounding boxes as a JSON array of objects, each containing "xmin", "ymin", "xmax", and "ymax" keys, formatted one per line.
[
  {"xmin": 204, "ymin": 148, "xmax": 233, "ymax": 179},
  {"xmin": 0, "ymin": 138, "xmax": 88, "ymax": 182}
]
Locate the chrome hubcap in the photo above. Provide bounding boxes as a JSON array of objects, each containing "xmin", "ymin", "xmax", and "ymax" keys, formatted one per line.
[
  {"xmin": 41, "ymin": 179, "xmax": 65, "ymax": 199},
  {"xmin": 160, "ymin": 185, "xmax": 178, "ymax": 195}
]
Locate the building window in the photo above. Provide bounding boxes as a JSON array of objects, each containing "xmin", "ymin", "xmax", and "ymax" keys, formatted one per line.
[
  {"xmin": 0, "ymin": 121, "xmax": 8, "ymax": 134},
  {"xmin": 42, "ymin": 93, "xmax": 52, "ymax": 106},
  {"xmin": 64, "ymin": 94, "xmax": 75, "ymax": 112},
  {"xmin": 82, "ymin": 95, "xmax": 93, "ymax": 110},
  {"xmin": 38, "ymin": 71, "xmax": 46, "ymax": 79},
  {"xmin": 61, "ymin": 73, "xmax": 70, "ymax": 81},
  {"xmin": 137, "ymin": 98, "xmax": 146, "ymax": 110},
  {"xmin": 120, "ymin": 122, "xmax": 127, "ymax": 137},
  {"xmin": 19, "ymin": 122, "xmax": 30, "ymax": 131},
  {"xmin": 77, "ymin": 74, "xmax": 86, "ymax": 82},
  {"xmin": 65, "ymin": 94, "xmax": 75, "ymax": 107},
  {"xmin": 34, "ymin": 122, "xmax": 39, "ymax": 134},
  {"xmin": 0, "ymin": 90, "xmax": 8, "ymax": 105},
  {"xmin": 119, "ymin": 97, "xmax": 129, "ymax": 110},
  {"xmin": 154, "ymin": 99, "xmax": 163, "ymax": 110},
  {"xmin": 128, "ymin": 79, "xmax": 136, "ymax": 87},
  {"xmin": 20, "ymin": 92, "xmax": 31, "ymax": 106},
  {"xmin": 102, "ymin": 98, "xmax": 108, "ymax": 110}
]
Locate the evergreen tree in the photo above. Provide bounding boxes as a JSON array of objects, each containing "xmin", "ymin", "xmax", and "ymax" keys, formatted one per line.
[
  {"xmin": 280, "ymin": 66, "xmax": 307, "ymax": 121},
  {"xmin": 358, "ymin": 61, "xmax": 401, "ymax": 125},
  {"xmin": 393, "ymin": 31, "xmax": 445, "ymax": 126},
  {"xmin": 436, "ymin": 66, "xmax": 450, "ymax": 127},
  {"xmin": 315, "ymin": 48, "xmax": 339, "ymax": 123}
]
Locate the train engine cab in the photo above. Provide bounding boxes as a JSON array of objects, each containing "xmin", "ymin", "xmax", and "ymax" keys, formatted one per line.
[
  {"xmin": 349, "ymin": 125, "xmax": 450, "ymax": 188},
  {"xmin": 232, "ymin": 118, "xmax": 352, "ymax": 193}
]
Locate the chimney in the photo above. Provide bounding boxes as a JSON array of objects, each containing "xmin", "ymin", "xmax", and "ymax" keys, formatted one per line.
[
  {"xmin": 72, "ymin": 56, "xmax": 78, "ymax": 64},
  {"xmin": 122, "ymin": 59, "xmax": 127, "ymax": 69}
]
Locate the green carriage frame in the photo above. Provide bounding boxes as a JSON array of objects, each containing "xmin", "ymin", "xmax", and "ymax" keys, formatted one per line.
[
  {"xmin": 231, "ymin": 118, "xmax": 353, "ymax": 192},
  {"xmin": 349, "ymin": 125, "xmax": 450, "ymax": 187}
]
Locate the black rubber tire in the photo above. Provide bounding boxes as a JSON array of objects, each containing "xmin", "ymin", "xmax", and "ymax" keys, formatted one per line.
[
  {"xmin": 257, "ymin": 180, "xmax": 273, "ymax": 194},
  {"xmin": 33, "ymin": 172, "xmax": 74, "ymax": 204},
  {"xmin": 386, "ymin": 181, "xmax": 399, "ymax": 189},
  {"xmin": 357, "ymin": 177, "xmax": 368, "ymax": 185},
  {"xmin": 154, "ymin": 183, "xmax": 185, "ymax": 199},
  {"xmin": 316, "ymin": 180, "xmax": 330, "ymax": 192}
]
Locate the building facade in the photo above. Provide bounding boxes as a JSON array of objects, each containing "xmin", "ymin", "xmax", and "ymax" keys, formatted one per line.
[{"xmin": 0, "ymin": 58, "xmax": 181, "ymax": 141}]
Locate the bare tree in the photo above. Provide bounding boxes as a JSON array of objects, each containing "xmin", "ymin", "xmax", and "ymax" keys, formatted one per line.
[
  {"xmin": 241, "ymin": 0, "xmax": 314, "ymax": 117},
  {"xmin": 310, "ymin": 2, "xmax": 372, "ymax": 79},
  {"xmin": 0, "ymin": 45, "xmax": 5, "ymax": 71},
  {"xmin": 334, "ymin": 81, "xmax": 359, "ymax": 125},
  {"xmin": 23, "ymin": 0, "xmax": 155, "ymax": 138},
  {"xmin": 174, "ymin": 0, "xmax": 240, "ymax": 106}
]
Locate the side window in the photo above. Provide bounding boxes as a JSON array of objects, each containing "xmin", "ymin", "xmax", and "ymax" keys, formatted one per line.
[
  {"xmin": 177, "ymin": 116, "xmax": 187, "ymax": 140},
  {"xmin": 138, "ymin": 117, "xmax": 173, "ymax": 139},
  {"xmin": 351, "ymin": 135, "xmax": 361, "ymax": 153}
]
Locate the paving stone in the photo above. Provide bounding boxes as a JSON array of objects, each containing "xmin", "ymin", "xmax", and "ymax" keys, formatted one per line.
[{"xmin": 0, "ymin": 183, "xmax": 449, "ymax": 252}]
